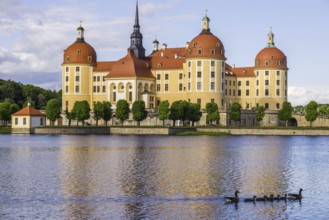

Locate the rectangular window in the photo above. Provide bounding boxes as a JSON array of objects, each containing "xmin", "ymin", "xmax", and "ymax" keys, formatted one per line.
[
  {"xmin": 246, "ymin": 89, "xmax": 249, "ymax": 96},
  {"xmin": 211, "ymin": 61, "xmax": 215, "ymax": 67},
  {"xmin": 150, "ymin": 96, "xmax": 154, "ymax": 102},
  {"xmin": 188, "ymin": 82, "xmax": 191, "ymax": 90},
  {"xmin": 103, "ymin": 76, "xmax": 106, "ymax": 81},
  {"xmin": 66, "ymin": 76, "xmax": 69, "ymax": 82},
  {"xmin": 93, "ymin": 76, "xmax": 96, "ymax": 82},
  {"xmin": 265, "ymin": 71, "xmax": 269, "ymax": 76},
  {"xmin": 188, "ymin": 61, "xmax": 191, "ymax": 67},
  {"xmin": 197, "ymin": 71, "xmax": 202, "ymax": 78},
  {"xmin": 265, "ymin": 80, "xmax": 269, "ymax": 85},
  {"xmin": 97, "ymin": 76, "xmax": 100, "ymax": 82},
  {"xmin": 93, "ymin": 86, "xmax": 96, "ymax": 93},
  {"xmin": 75, "ymin": 75, "xmax": 79, "ymax": 82},
  {"xmin": 211, "ymin": 82, "xmax": 215, "ymax": 90},
  {"xmin": 211, "ymin": 49, "xmax": 215, "ymax": 55},
  {"xmin": 156, "ymin": 84, "xmax": 160, "ymax": 91},
  {"xmin": 165, "ymin": 84, "xmax": 169, "ymax": 91},
  {"xmin": 285, "ymin": 89, "xmax": 287, "ymax": 96},
  {"xmin": 277, "ymin": 71, "xmax": 280, "ymax": 76},
  {"xmin": 225, "ymin": 89, "xmax": 227, "ymax": 95},
  {"xmin": 15, "ymin": 118, "xmax": 18, "ymax": 125},
  {"xmin": 179, "ymin": 83, "xmax": 183, "ymax": 91},
  {"xmin": 276, "ymin": 103, "xmax": 280, "ymax": 109},
  {"xmin": 197, "ymin": 61, "xmax": 202, "ymax": 66},
  {"xmin": 229, "ymin": 89, "xmax": 231, "ymax": 96},
  {"xmin": 265, "ymin": 89, "xmax": 269, "ymax": 96},
  {"xmin": 246, "ymin": 103, "xmax": 250, "ymax": 109},
  {"xmin": 66, "ymin": 67, "xmax": 69, "ymax": 72},
  {"xmin": 277, "ymin": 89, "xmax": 280, "ymax": 96},
  {"xmin": 211, "ymin": 71, "xmax": 215, "ymax": 78},
  {"xmin": 276, "ymin": 80, "xmax": 280, "ymax": 86},
  {"xmin": 97, "ymin": 86, "xmax": 100, "ymax": 93},
  {"xmin": 75, "ymin": 66, "xmax": 80, "ymax": 72},
  {"xmin": 229, "ymin": 80, "xmax": 232, "ymax": 86},
  {"xmin": 246, "ymin": 80, "xmax": 249, "ymax": 86},
  {"xmin": 65, "ymin": 86, "xmax": 69, "ymax": 93},
  {"xmin": 165, "ymin": 74, "xmax": 169, "ymax": 80},
  {"xmin": 233, "ymin": 81, "xmax": 236, "ymax": 86},
  {"xmin": 113, "ymin": 92, "xmax": 116, "ymax": 102},
  {"xmin": 40, "ymin": 118, "xmax": 43, "ymax": 126},
  {"xmin": 23, "ymin": 118, "xmax": 26, "ymax": 125},
  {"xmin": 197, "ymin": 82, "xmax": 202, "ymax": 90},
  {"xmin": 188, "ymin": 72, "xmax": 191, "ymax": 78},
  {"xmin": 256, "ymin": 89, "xmax": 259, "ymax": 96},
  {"xmin": 157, "ymin": 74, "xmax": 160, "ymax": 80},
  {"xmin": 256, "ymin": 80, "xmax": 259, "ymax": 86},
  {"xmin": 65, "ymin": 101, "xmax": 68, "ymax": 109},
  {"xmin": 265, "ymin": 103, "xmax": 269, "ymax": 109},
  {"xmin": 238, "ymin": 90, "xmax": 241, "ymax": 96},
  {"xmin": 285, "ymin": 80, "xmax": 287, "ymax": 86},
  {"xmin": 129, "ymin": 91, "xmax": 133, "ymax": 102},
  {"xmin": 197, "ymin": 99, "xmax": 201, "ymax": 106},
  {"xmin": 238, "ymin": 81, "xmax": 241, "ymax": 86},
  {"xmin": 233, "ymin": 90, "xmax": 236, "ymax": 96},
  {"xmin": 75, "ymin": 86, "xmax": 79, "ymax": 93},
  {"xmin": 179, "ymin": 73, "xmax": 183, "ymax": 80},
  {"xmin": 225, "ymin": 80, "xmax": 227, "ymax": 86},
  {"xmin": 103, "ymin": 86, "xmax": 106, "ymax": 92},
  {"xmin": 211, "ymin": 99, "xmax": 214, "ymax": 103}
]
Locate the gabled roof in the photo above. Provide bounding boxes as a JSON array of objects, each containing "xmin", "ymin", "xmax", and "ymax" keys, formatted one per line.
[
  {"xmin": 148, "ymin": 47, "xmax": 187, "ymax": 70},
  {"xmin": 94, "ymin": 61, "xmax": 115, "ymax": 72},
  {"xmin": 106, "ymin": 50, "xmax": 154, "ymax": 79},
  {"xmin": 12, "ymin": 105, "xmax": 45, "ymax": 116},
  {"xmin": 225, "ymin": 64, "xmax": 255, "ymax": 77}
]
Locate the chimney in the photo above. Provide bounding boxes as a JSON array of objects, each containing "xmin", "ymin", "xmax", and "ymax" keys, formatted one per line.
[
  {"xmin": 162, "ymin": 43, "xmax": 167, "ymax": 50},
  {"xmin": 186, "ymin": 42, "xmax": 189, "ymax": 48}
]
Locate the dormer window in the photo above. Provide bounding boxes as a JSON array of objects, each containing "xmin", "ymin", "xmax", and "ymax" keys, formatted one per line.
[
  {"xmin": 77, "ymin": 49, "xmax": 81, "ymax": 54},
  {"xmin": 88, "ymin": 56, "xmax": 92, "ymax": 62},
  {"xmin": 197, "ymin": 48, "xmax": 202, "ymax": 55},
  {"xmin": 211, "ymin": 49, "xmax": 216, "ymax": 55},
  {"xmin": 256, "ymin": 60, "xmax": 259, "ymax": 66},
  {"xmin": 158, "ymin": 63, "xmax": 162, "ymax": 68},
  {"xmin": 66, "ymin": 56, "xmax": 70, "ymax": 62},
  {"xmin": 221, "ymin": 49, "xmax": 225, "ymax": 55},
  {"xmin": 216, "ymin": 42, "xmax": 221, "ymax": 47},
  {"xmin": 265, "ymin": 60, "xmax": 269, "ymax": 66},
  {"xmin": 193, "ymin": 42, "xmax": 197, "ymax": 48},
  {"xmin": 276, "ymin": 60, "xmax": 281, "ymax": 65}
]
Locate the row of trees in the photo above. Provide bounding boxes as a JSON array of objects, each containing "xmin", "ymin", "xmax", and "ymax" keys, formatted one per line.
[{"xmin": 0, "ymin": 79, "xmax": 61, "ymax": 110}]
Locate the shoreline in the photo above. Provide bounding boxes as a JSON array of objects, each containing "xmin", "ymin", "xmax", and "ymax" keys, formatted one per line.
[{"xmin": 7, "ymin": 126, "xmax": 329, "ymax": 136}]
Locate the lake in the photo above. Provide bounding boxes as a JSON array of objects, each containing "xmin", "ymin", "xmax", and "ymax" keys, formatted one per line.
[{"xmin": 0, "ymin": 134, "xmax": 328, "ymax": 219}]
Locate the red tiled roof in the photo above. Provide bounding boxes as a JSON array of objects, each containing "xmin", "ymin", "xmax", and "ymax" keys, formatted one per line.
[
  {"xmin": 148, "ymin": 47, "xmax": 187, "ymax": 70},
  {"xmin": 12, "ymin": 105, "xmax": 45, "ymax": 116},
  {"xmin": 231, "ymin": 67, "xmax": 255, "ymax": 77},
  {"xmin": 255, "ymin": 47, "xmax": 287, "ymax": 69},
  {"xmin": 106, "ymin": 50, "xmax": 154, "ymax": 79},
  {"xmin": 95, "ymin": 61, "xmax": 115, "ymax": 72}
]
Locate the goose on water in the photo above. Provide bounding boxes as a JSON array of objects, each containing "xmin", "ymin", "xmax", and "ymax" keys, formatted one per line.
[
  {"xmin": 225, "ymin": 190, "xmax": 239, "ymax": 203},
  {"xmin": 288, "ymin": 188, "xmax": 303, "ymax": 200},
  {"xmin": 255, "ymin": 195, "xmax": 267, "ymax": 202}
]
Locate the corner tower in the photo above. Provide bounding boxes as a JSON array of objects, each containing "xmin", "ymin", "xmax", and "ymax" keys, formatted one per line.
[{"xmin": 128, "ymin": 1, "xmax": 145, "ymax": 59}]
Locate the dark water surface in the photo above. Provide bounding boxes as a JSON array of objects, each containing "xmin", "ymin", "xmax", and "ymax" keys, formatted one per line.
[{"xmin": 0, "ymin": 134, "xmax": 329, "ymax": 219}]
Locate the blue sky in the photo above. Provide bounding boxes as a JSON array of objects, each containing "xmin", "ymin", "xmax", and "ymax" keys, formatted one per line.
[{"xmin": 0, "ymin": 0, "xmax": 328, "ymax": 106}]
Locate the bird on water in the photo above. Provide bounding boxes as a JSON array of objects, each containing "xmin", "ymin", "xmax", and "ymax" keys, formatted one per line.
[
  {"xmin": 288, "ymin": 188, "xmax": 303, "ymax": 200},
  {"xmin": 244, "ymin": 195, "xmax": 256, "ymax": 203},
  {"xmin": 225, "ymin": 190, "xmax": 240, "ymax": 203}
]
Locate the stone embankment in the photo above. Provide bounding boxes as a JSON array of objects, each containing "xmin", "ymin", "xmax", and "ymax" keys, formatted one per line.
[{"xmin": 197, "ymin": 128, "xmax": 329, "ymax": 136}]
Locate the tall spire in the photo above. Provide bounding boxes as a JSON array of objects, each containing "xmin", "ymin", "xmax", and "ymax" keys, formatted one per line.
[
  {"xmin": 128, "ymin": 0, "xmax": 145, "ymax": 59},
  {"xmin": 267, "ymin": 26, "xmax": 275, "ymax": 47}
]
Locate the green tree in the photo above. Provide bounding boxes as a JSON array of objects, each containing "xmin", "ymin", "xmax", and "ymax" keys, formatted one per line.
[
  {"xmin": 102, "ymin": 102, "xmax": 113, "ymax": 127},
  {"xmin": 205, "ymin": 102, "xmax": 219, "ymax": 125},
  {"xmin": 10, "ymin": 103, "xmax": 19, "ymax": 114},
  {"xmin": 115, "ymin": 100, "xmax": 130, "ymax": 126},
  {"xmin": 169, "ymin": 100, "xmax": 181, "ymax": 127},
  {"xmin": 187, "ymin": 103, "xmax": 202, "ymax": 126},
  {"xmin": 230, "ymin": 102, "xmax": 242, "ymax": 125},
  {"xmin": 158, "ymin": 100, "xmax": 170, "ymax": 126},
  {"xmin": 45, "ymin": 99, "xmax": 61, "ymax": 126},
  {"xmin": 65, "ymin": 109, "xmax": 76, "ymax": 127},
  {"xmin": 305, "ymin": 100, "xmax": 319, "ymax": 127},
  {"xmin": 278, "ymin": 101, "xmax": 293, "ymax": 126},
  {"xmin": 179, "ymin": 100, "xmax": 190, "ymax": 125},
  {"xmin": 72, "ymin": 101, "xmax": 91, "ymax": 126},
  {"xmin": 0, "ymin": 101, "xmax": 11, "ymax": 125},
  {"xmin": 93, "ymin": 102, "xmax": 104, "ymax": 126},
  {"xmin": 132, "ymin": 100, "xmax": 148, "ymax": 126},
  {"xmin": 255, "ymin": 106, "xmax": 266, "ymax": 124}
]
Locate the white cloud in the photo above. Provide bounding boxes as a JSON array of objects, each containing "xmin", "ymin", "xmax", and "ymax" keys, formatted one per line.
[{"xmin": 288, "ymin": 86, "xmax": 329, "ymax": 106}]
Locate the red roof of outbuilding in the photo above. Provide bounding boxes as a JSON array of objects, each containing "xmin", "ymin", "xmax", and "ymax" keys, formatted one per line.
[
  {"xmin": 95, "ymin": 61, "xmax": 115, "ymax": 72},
  {"xmin": 12, "ymin": 105, "xmax": 45, "ymax": 116}
]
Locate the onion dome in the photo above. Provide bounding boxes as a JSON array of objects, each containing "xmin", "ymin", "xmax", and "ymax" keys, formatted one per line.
[
  {"xmin": 255, "ymin": 28, "xmax": 287, "ymax": 69},
  {"xmin": 63, "ymin": 24, "xmax": 97, "ymax": 66},
  {"xmin": 187, "ymin": 13, "xmax": 225, "ymax": 59}
]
